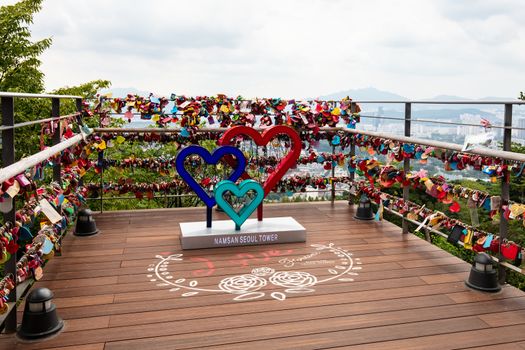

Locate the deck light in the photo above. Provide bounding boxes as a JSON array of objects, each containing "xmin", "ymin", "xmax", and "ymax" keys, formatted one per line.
[
  {"xmin": 74, "ymin": 208, "xmax": 99, "ymax": 236},
  {"xmin": 354, "ymin": 194, "xmax": 374, "ymax": 221},
  {"xmin": 17, "ymin": 288, "xmax": 63, "ymax": 339},
  {"xmin": 465, "ymin": 252, "xmax": 501, "ymax": 292}
]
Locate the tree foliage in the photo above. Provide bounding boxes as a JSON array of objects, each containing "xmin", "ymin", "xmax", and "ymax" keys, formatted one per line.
[
  {"xmin": 0, "ymin": 0, "xmax": 111, "ymax": 160},
  {"xmin": 0, "ymin": 0, "xmax": 51, "ymax": 93}
]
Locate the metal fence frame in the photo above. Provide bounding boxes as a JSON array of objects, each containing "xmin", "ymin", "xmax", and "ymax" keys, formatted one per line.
[
  {"xmin": 93, "ymin": 99, "xmax": 525, "ymax": 283},
  {"xmin": 0, "ymin": 92, "xmax": 82, "ymax": 333},
  {"xmin": 1, "ymin": 94, "xmax": 525, "ymax": 332}
]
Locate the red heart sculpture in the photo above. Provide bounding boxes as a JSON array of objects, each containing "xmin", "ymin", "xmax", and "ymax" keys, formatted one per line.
[{"xmin": 218, "ymin": 126, "xmax": 301, "ymax": 196}]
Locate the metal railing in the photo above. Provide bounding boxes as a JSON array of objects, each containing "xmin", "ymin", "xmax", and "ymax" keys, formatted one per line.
[
  {"xmin": 346, "ymin": 100, "xmax": 523, "ymax": 284},
  {"xmin": 92, "ymin": 99, "xmax": 525, "ymax": 280},
  {"xmin": 0, "ymin": 92, "xmax": 83, "ymax": 333},
  {"xmin": 1, "ymin": 94, "xmax": 525, "ymax": 332},
  {"xmin": 90, "ymin": 126, "xmax": 348, "ymax": 211}
]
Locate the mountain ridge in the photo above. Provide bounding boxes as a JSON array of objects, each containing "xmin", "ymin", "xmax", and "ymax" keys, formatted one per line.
[{"xmin": 102, "ymin": 86, "xmax": 517, "ymax": 102}]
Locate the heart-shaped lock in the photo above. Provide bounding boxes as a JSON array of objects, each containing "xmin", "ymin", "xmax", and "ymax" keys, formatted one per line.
[{"xmin": 449, "ymin": 201, "xmax": 461, "ymax": 213}]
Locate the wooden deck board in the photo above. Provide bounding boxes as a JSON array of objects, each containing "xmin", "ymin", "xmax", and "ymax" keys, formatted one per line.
[{"xmin": 1, "ymin": 201, "xmax": 525, "ymax": 349}]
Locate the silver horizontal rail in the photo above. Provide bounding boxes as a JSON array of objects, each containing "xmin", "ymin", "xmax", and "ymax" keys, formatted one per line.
[
  {"xmin": 384, "ymin": 207, "xmax": 523, "ymax": 274},
  {"xmin": 0, "ymin": 132, "xmax": 89, "ymax": 183},
  {"xmin": 351, "ymin": 100, "xmax": 525, "ymax": 105},
  {"xmin": 0, "ymin": 92, "xmax": 81, "ymax": 99},
  {"xmin": 343, "ymin": 128, "xmax": 525, "ymax": 163},
  {"xmin": 94, "ymin": 126, "xmax": 525, "ymax": 163},
  {"xmin": 89, "ymin": 95, "xmax": 525, "ymax": 105},
  {"xmin": 112, "ymin": 112, "xmax": 525, "ymax": 130},
  {"xmin": 86, "ymin": 189, "xmax": 344, "ymax": 201},
  {"xmin": 95, "ymin": 127, "xmax": 228, "ymax": 133},
  {"xmin": 0, "ymin": 112, "xmax": 81, "ymax": 131},
  {"xmin": 93, "ymin": 126, "xmax": 339, "ymax": 133},
  {"xmin": 360, "ymin": 114, "xmax": 525, "ymax": 130}
]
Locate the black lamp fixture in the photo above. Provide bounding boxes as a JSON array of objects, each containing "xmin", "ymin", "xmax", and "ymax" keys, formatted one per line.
[
  {"xmin": 17, "ymin": 288, "xmax": 63, "ymax": 339},
  {"xmin": 354, "ymin": 194, "xmax": 374, "ymax": 221},
  {"xmin": 465, "ymin": 252, "xmax": 501, "ymax": 292},
  {"xmin": 74, "ymin": 208, "xmax": 99, "ymax": 236}
]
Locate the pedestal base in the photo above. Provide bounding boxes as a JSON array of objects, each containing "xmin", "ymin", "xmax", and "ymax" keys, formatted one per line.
[{"xmin": 180, "ymin": 217, "xmax": 306, "ymax": 250}]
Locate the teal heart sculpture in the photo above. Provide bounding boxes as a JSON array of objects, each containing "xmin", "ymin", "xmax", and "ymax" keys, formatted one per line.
[{"xmin": 214, "ymin": 179, "xmax": 264, "ymax": 230}]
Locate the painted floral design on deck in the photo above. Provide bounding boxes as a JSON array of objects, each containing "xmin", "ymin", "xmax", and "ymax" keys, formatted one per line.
[
  {"xmin": 146, "ymin": 243, "xmax": 361, "ymax": 302},
  {"xmin": 269, "ymin": 271, "xmax": 318, "ymax": 293}
]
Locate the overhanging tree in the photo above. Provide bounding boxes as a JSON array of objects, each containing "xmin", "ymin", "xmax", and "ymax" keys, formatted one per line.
[
  {"xmin": 0, "ymin": 0, "xmax": 50, "ymax": 93},
  {"xmin": 0, "ymin": 0, "xmax": 110, "ymax": 159}
]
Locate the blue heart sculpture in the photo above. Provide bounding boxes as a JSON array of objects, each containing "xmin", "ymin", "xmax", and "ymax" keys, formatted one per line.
[
  {"xmin": 175, "ymin": 146, "xmax": 246, "ymax": 207},
  {"xmin": 214, "ymin": 179, "xmax": 265, "ymax": 229}
]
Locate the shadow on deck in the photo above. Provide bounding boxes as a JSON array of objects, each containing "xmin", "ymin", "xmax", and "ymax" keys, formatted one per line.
[{"xmin": 2, "ymin": 201, "xmax": 525, "ymax": 349}]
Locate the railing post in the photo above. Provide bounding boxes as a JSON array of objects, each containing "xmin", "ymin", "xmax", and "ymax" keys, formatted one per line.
[
  {"xmin": 1, "ymin": 96, "xmax": 16, "ymax": 333},
  {"xmin": 52, "ymin": 98, "xmax": 62, "ymax": 186},
  {"xmin": 99, "ymin": 151, "xmax": 104, "ymax": 213},
  {"xmin": 75, "ymin": 97, "xmax": 83, "ymax": 129},
  {"xmin": 348, "ymin": 103, "xmax": 357, "ymax": 206},
  {"xmin": 402, "ymin": 103, "xmax": 411, "ymax": 234},
  {"xmin": 331, "ymin": 143, "xmax": 336, "ymax": 205},
  {"xmin": 75, "ymin": 98, "xmax": 83, "ymax": 115},
  {"xmin": 498, "ymin": 103, "xmax": 512, "ymax": 284},
  {"xmin": 76, "ymin": 98, "xmax": 84, "ymax": 188}
]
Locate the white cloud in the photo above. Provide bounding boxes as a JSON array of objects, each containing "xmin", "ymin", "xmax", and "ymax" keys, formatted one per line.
[{"xmin": 5, "ymin": 0, "xmax": 525, "ymax": 99}]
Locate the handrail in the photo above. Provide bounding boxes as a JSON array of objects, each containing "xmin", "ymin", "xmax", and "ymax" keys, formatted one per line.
[
  {"xmin": 360, "ymin": 114, "xmax": 525, "ymax": 130},
  {"xmin": 91, "ymin": 94, "xmax": 525, "ymax": 105},
  {"xmin": 0, "ymin": 92, "xmax": 81, "ymax": 99},
  {"xmin": 348, "ymin": 100, "xmax": 525, "ymax": 105},
  {"xmin": 0, "ymin": 112, "xmax": 81, "ymax": 131},
  {"xmin": 383, "ymin": 207, "xmax": 523, "ymax": 274},
  {"xmin": 0, "ymin": 131, "xmax": 90, "ymax": 184},
  {"xmin": 342, "ymin": 128, "xmax": 525, "ymax": 163},
  {"xmin": 93, "ymin": 126, "xmax": 340, "ymax": 133},
  {"xmin": 0, "ymin": 91, "xmax": 86, "ymax": 333},
  {"xmin": 93, "ymin": 126, "xmax": 525, "ymax": 163},
  {"xmin": 94, "ymin": 127, "xmax": 240, "ymax": 133}
]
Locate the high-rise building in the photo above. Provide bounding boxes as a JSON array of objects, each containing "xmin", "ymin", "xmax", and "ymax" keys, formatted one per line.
[
  {"xmin": 516, "ymin": 117, "xmax": 525, "ymax": 140},
  {"xmin": 374, "ymin": 106, "xmax": 383, "ymax": 131}
]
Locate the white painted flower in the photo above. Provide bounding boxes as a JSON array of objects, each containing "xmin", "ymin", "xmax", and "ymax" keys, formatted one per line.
[
  {"xmin": 269, "ymin": 271, "xmax": 318, "ymax": 292},
  {"xmin": 251, "ymin": 267, "xmax": 275, "ymax": 277},
  {"xmin": 218, "ymin": 274, "xmax": 267, "ymax": 294}
]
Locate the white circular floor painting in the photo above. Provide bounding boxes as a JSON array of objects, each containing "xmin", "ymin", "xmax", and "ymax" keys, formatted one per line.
[{"xmin": 146, "ymin": 243, "xmax": 362, "ymax": 302}]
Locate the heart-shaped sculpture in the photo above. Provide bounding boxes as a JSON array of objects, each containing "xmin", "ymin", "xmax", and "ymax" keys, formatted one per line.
[
  {"xmin": 175, "ymin": 145, "xmax": 246, "ymax": 207},
  {"xmin": 218, "ymin": 126, "xmax": 301, "ymax": 196},
  {"xmin": 214, "ymin": 179, "xmax": 265, "ymax": 229}
]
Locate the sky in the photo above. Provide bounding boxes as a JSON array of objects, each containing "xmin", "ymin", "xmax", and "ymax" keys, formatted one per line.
[{"xmin": 6, "ymin": 0, "xmax": 525, "ymax": 99}]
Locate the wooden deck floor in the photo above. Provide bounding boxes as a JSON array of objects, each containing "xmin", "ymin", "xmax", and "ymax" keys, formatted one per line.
[{"xmin": 2, "ymin": 201, "xmax": 525, "ymax": 349}]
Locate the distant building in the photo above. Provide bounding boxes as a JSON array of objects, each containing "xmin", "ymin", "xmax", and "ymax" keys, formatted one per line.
[
  {"xmin": 516, "ymin": 117, "xmax": 525, "ymax": 140},
  {"xmin": 456, "ymin": 113, "xmax": 484, "ymax": 136},
  {"xmin": 374, "ymin": 106, "xmax": 383, "ymax": 131}
]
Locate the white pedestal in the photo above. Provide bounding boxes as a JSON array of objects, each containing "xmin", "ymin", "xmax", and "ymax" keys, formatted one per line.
[{"xmin": 179, "ymin": 217, "xmax": 306, "ymax": 250}]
